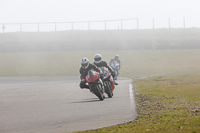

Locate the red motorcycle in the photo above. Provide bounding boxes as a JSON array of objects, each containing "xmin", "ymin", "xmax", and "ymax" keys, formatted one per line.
[
  {"xmin": 99, "ymin": 67, "xmax": 114, "ymax": 98},
  {"xmin": 85, "ymin": 70, "xmax": 105, "ymax": 101}
]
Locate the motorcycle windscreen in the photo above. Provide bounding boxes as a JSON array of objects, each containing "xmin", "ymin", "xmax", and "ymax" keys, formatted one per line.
[
  {"xmin": 87, "ymin": 70, "xmax": 95, "ymax": 78},
  {"xmin": 99, "ymin": 67, "xmax": 105, "ymax": 73}
]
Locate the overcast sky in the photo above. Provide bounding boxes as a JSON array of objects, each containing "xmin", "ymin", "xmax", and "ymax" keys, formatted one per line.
[{"xmin": 0, "ymin": 0, "xmax": 200, "ymax": 30}]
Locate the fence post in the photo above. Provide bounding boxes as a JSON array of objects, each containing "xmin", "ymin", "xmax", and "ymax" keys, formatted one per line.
[
  {"xmin": 121, "ymin": 19, "xmax": 123, "ymax": 30},
  {"xmin": 168, "ymin": 17, "xmax": 171, "ymax": 29},
  {"xmin": 38, "ymin": 23, "xmax": 40, "ymax": 32},
  {"xmin": 88, "ymin": 21, "xmax": 90, "ymax": 30},
  {"xmin": 20, "ymin": 23, "xmax": 22, "ymax": 32},
  {"xmin": 2, "ymin": 24, "xmax": 6, "ymax": 33},
  {"xmin": 105, "ymin": 20, "xmax": 107, "ymax": 30},
  {"xmin": 55, "ymin": 22, "xmax": 57, "ymax": 32},
  {"xmin": 71, "ymin": 22, "xmax": 73, "ymax": 30},
  {"xmin": 152, "ymin": 18, "xmax": 155, "ymax": 29},
  {"xmin": 183, "ymin": 17, "xmax": 185, "ymax": 28}
]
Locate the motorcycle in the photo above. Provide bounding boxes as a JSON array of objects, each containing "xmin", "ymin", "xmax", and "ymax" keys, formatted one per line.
[
  {"xmin": 110, "ymin": 62, "xmax": 120, "ymax": 80},
  {"xmin": 85, "ymin": 70, "xmax": 105, "ymax": 101},
  {"xmin": 99, "ymin": 67, "xmax": 113, "ymax": 98}
]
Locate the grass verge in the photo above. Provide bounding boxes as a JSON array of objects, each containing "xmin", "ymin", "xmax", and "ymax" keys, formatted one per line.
[{"xmin": 76, "ymin": 73, "xmax": 200, "ymax": 133}]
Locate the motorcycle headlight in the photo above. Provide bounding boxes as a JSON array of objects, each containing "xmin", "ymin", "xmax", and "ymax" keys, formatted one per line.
[{"xmin": 104, "ymin": 72, "xmax": 108, "ymax": 77}]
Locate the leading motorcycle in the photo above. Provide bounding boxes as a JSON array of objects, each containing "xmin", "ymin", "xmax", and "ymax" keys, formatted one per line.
[{"xmin": 85, "ymin": 70, "xmax": 105, "ymax": 101}]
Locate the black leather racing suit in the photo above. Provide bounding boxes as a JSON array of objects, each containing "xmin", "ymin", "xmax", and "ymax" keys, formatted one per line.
[
  {"xmin": 93, "ymin": 60, "xmax": 115, "ymax": 78},
  {"xmin": 79, "ymin": 63, "xmax": 101, "ymax": 89}
]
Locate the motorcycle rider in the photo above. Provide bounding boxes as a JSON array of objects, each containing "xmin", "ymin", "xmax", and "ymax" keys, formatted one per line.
[
  {"xmin": 109, "ymin": 54, "xmax": 122, "ymax": 80},
  {"xmin": 79, "ymin": 57, "xmax": 103, "ymax": 89},
  {"xmin": 93, "ymin": 54, "xmax": 118, "ymax": 91}
]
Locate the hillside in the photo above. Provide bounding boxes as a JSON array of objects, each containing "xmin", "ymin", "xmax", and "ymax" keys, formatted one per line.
[{"xmin": 0, "ymin": 28, "xmax": 200, "ymax": 52}]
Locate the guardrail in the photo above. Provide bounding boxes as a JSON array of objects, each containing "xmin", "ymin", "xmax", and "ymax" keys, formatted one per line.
[
  {"xmin": 0, "ymin": 17, "xmax": 190, "ymax": 33},
  {"xmin": 0, "ymin": 18, "xmax": 138, "ymax": 33}
]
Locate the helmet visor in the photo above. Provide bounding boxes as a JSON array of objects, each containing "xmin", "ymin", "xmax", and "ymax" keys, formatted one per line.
[
  {"xmin": 82, "ymin": 63, "xmax": 89, "ymax": 69},
  {"xmin": 95, "ymin": 58, "xmax": 101, "ymax": 61}
]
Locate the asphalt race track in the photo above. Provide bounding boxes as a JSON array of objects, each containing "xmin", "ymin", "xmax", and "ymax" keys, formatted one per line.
[{"xmin": 0, "ymin": 77, "xmax": 138, "ymax": 133}]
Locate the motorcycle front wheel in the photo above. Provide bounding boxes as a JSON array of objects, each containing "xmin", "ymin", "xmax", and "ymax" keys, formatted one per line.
[{"xmin": 93, "ymin": 84, "xmax": 105, "ymax": 101}]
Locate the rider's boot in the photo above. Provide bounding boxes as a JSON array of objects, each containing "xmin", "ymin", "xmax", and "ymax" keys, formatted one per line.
[{"xmin": 114, "ymin": 80, "xmax": 118, "ymax": 85}]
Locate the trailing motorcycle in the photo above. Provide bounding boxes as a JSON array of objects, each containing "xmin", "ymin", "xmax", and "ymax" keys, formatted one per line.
[
  {"xmin": 110, "ymin": 62, "xmax": 120, "ymax": 80},
  {"xmin": 85, "ymin": 70, "xmax": 105, "ymax": 101},
  {"xmin": 99, "ymin": 67, "xmax": 113, "ymax": 98}
]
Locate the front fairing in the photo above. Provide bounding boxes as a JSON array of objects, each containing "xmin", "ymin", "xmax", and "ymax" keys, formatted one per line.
[
  {"xmin": 86, "ymin": 70, "xmax": 100, "ymax": 84},
  {"xmin": 100, "ymin": 67, "xmax": 111, "ymax": 80},
  {"xmin": 110, "ymin": 61, "xmax": 119, "ymax": 69}
]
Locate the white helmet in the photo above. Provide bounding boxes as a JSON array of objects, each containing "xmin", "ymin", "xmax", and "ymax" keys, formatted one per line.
[
  {"xmin": 81, "ymin": 57, "xmax": 89, "ymax": 69},
  {"xmin": 94, "ymin": 54, "xmax": 102, "ymax": 64},
  {"xmin": 114, "ymin": 54, "xmax": 119, "ymax": 60}
]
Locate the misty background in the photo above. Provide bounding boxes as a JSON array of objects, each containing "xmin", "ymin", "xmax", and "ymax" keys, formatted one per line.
[
  {"xmin": 1, "ymin": 0, "xmax": 200, "ymax": 52},
  {"xmin": 1, "ymin": 0, "xmax": 200, "ymax": 27}
]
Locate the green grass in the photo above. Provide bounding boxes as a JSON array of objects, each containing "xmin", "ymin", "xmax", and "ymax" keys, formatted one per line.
[
  {"xmin": 76, "ymin": 73, "xmax": 200, "ymax": 133},
  {"xmin": 136, "ymin": 74, "xmax": 200, "ymax": 101}
]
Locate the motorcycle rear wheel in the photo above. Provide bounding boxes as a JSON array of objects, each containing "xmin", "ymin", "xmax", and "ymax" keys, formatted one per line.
[{"xmin": 105, "ymin": 81, "xmax": 112, "ymax": 98}]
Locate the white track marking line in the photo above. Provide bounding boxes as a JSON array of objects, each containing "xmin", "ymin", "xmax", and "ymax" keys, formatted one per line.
[
  {"xmin": 129, "ymin": 84, "xmax": 134, "ymax": 110},
  {"xmin": 129, "ymin": 83, "xmax": 137, "ymax": 121}
]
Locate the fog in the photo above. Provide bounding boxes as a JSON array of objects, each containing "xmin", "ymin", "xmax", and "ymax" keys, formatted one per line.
[
  {"xmin": 0, "ymin": 29, "xmax": 200, "ymax": 52},
  {"xmin": 1, "ymin": 2, "xmax": 200, "ymax": 133},
  {"xmin": 1, "ymin": 0, "xmax": 200, "ymax": 51},
  {"xmin": 1, "ymin": 0, "xmax": 200, "ymax": 29}
]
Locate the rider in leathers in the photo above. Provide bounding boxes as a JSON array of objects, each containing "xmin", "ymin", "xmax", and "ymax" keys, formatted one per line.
[
  {"xmin": 93, "ymin": 54, "xmax": 117, "ymax": 94},
  {"xmin": 109, "ymin": 54, "xmax": 122, "ymax": 80},
  {"xmin": 79, "ymin": 57, "xmax": 103, "ymax": 89}
]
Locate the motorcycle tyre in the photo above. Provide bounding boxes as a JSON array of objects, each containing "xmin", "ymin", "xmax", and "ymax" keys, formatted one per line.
[
  {"xmin": 94, "ymin": 84, "xmax": 105, "ymax": 101},
  {"xmin": 105, "ymin": 81, "xmax": 112, "ymax": 98}
]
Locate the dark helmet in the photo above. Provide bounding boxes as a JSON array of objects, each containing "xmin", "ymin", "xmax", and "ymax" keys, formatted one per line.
[
  {"xmin": 81, "ymin": 57, "xmax": 89, "ymax": 69},
  {"xmin": 94, "ymin": 54, "xmax": 102, "ymax": 64}
]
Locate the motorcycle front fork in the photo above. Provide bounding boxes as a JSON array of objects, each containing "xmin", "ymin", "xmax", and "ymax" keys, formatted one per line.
[
  {"xmin": 89, "ymin": 79, "xmax": 104, "ymax": 93},
  {"xmin": 99, "ymin": 79, "xmax": 105, "ymax": 92}
]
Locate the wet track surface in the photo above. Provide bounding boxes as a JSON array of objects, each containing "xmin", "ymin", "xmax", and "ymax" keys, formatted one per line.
[{"xmin": 0, "ymin": 77, "xmax": 137, "ymax": 133}]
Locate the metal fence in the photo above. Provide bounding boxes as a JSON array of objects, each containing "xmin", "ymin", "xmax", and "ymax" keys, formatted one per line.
[{"xmin": 0, "ymin": 17, "xmax": 192, "ymax": 33}]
